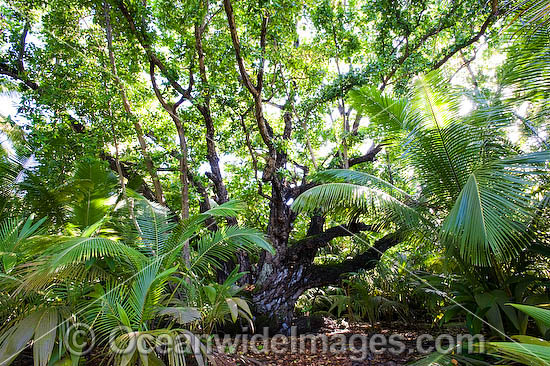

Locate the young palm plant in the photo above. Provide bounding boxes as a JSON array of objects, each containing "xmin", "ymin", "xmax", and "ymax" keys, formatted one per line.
[{"xmin": 0, "ymin": 198, "xmax": 273, "ymax": 366}]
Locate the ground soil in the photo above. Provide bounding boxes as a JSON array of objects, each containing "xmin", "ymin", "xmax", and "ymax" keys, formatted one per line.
[{"xmin": 213, "ymin": 320, "xmax": 467, "ymax": 366}]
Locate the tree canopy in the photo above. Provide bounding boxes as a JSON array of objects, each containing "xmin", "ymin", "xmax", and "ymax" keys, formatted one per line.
[{"xmin": 2, "ymin": 0, "xmax": 550, "ymax": 365}]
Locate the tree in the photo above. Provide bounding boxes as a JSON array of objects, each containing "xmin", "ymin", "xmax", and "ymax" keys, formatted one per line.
[{"xmin": 0, "ymin": 0, "xmax": 505, "ymax": 326}]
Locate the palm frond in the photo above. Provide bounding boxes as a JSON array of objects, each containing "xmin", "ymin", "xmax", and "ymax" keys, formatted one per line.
[
  {"xmin": 0, "ymin": 216, "xmax": 46, "ymax": 273},
  {"xmin": 486, "ymin": 342, "xmax": 550, "ymax": 366},
  {"xmin": 188, "ymin": 227, "xmax": 273, "ymax": 276},
  {"xmin": 0, "ymin": 156, "xmax": 24, "ymax": 219},
  {"xmin": 442, "ymin": 151, "xmax": 550, "ymax": 266},
  {"xmin": 32, "ymin": 309, "xmax": 58, "ymax": 366},
  {"xmin": 508, "ymin": 304, "xmax": 550, "ymax": 326},
  {"xmin": 45, "ymin": 237, "xmax": 146, "ymax": 270},
  {"xmin": 134, "ymin": 199, "xmax": 177, "ymax": 256},
  {"xmin": 407, "ymin": 72, "xmax": 483, "ymax": 206},
  {"xmin": 348, "ymin": 86, "xmax": 410, "ymax": 137},
  {"xmin": 159, "ymin": 200, "xmax": 246, "ymax": 260},
  {"xmin": 68, "ymin": 160, "xmax": 119, "ymax": 230},
  {"xmin": 410, "ymin": 352, "xmax": 489, "ymax": 366},
  {"xmin": 82, "ymin": 282, "xmax": 131, "ymax": 340},
  {"xmin": 292, "ymin": 182, "xmax": 421, "ymax": 229},
  {"xmin": 128, "ymin": 259, "xmax": 176, "ymax": 326},
  {"xmin": 312, "ymin": 169, "xmax": 412, "ymax": 198},
  {"xmin": 15, "ymin": 236, "xmax": 145, "ymax": 293},
  {"xmin": 0, "ymin": 308, "xmax": 63, "ymax": 366}
]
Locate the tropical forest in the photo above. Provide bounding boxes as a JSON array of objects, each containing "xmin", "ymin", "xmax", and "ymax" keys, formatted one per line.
[{"xmin": 1, "ymin": 0, "xmax": 550, "ymax": 365}]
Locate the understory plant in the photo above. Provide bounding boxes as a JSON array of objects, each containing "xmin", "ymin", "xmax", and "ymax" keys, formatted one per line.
[
  {"xmin": 0, "ymin": 167, "xmax": 274, "ymax": 366},
  {"xmin": 484, "ymin": 304, "xmax": 550, "ymax": 365}
]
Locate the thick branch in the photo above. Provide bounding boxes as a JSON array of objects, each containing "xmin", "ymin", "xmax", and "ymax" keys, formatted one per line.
[
  {"xmin": 0, "ymin": 63, "xmax": 39, "ymax": 91},
  {"xmin": 104, "ymin": 2, "xmax": 165, "ymax": 205},
  {"xmin": 257, "ymin": 12, "xmax": 269, "ymax": 91},
  {"xmin": 430, "ymin": 12, "xmax": 498, "ymax": 70},
  {"xmin": 194, "ymin": 21, "xmax": 230, "ymax": 204},
  {"xmin": 223, "ymin": 0, "xmax": 275, "ymax": 157},
  {"xmin": 307, "ymin": 231, "xmax": 402, "ymax": 288},
  {"xmin": 117, "ymin": 0, "xmax": 192, "ymax": 98},
  {"xmin": 348, "ymin": 144, "xmax": 383, "ymax": 167},
  {"xmin": 289, "ymin": 222, "xmax": 374, "ymax": 261},
  {"xmin": 149, "ymin": 62, "xmax": 191, "ymax": 219},
  {"xmin": 222, "ymin": 0, "xmax": 258, "ymax": 95},
  {"xmin": 16, "ymin": 22, "xmax": 29, "ymax": 73}
]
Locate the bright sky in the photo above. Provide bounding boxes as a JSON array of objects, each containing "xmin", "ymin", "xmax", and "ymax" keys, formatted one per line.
[{"xmin": 0, "ymin": 94, "xmax": 19, "ymax": 117}]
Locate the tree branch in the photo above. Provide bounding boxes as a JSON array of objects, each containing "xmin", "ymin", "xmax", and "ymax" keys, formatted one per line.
[
  {"xmin": 194, "ymin": 19, "xmax": 231, "ymax": 205},
  {"xmin": 16, "ymin": 22, "xmax": 30, "ymax": 73},
  {"xmin": 289, "ymin": 222, "xmax": 375, "ymax": 261},
  {"xmin": 348, "ymin": 143, "xmax": 384, "ymax": 167},
  {"xmin": 306, "ymin": 231, "xmax": 402, "ymax": 288},
  {"xmin": 0, "ymin": 62, "xmax": 39, "ymax": 91},
  {"xmin": 104, "ymin": 1, "xmax": 165, "ymax": 205},
  {"xmin": 257, "ymin": 11, "xmax": 269, "ymax": 91},
  {"xmin": 117, "ymin": 0, "xmax": 192, "ymax": 98},
  {"xmin": 222, "ymin": 0, "xmax": 258, "ymax": 96},
  {"xmin": 223, "ymin": 0, "xmax": 276, "ymax": 179},
  {"xmin": 380, "ymin": 7, "xmax": 459, "ymax": 90},
  {"xmin": 430, "ymin": 11, "xmax": 499, "ymax": 70}
]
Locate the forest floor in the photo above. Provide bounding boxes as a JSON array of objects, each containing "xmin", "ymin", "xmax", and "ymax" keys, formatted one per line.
[
  {"xmin": 11, "ymin": 319, "xmax": 465, "ymax": 365},
  {"xmin": 215, "ymin": 319, "xmax": 467, "ymax": 366}
]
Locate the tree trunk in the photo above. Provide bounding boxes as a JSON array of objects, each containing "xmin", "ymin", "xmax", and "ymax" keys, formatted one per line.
[
  {"xmin": 148, "ymin": 62, "xmax": 190, "ymax": 220},
  {"xmin": 103, "ymin": 2, "xmax": 165, "ymax": 206},
  {"xmin": 174, "ymin": 116, "xmax": 190, "ymax": 220},
  {"xmin": 252, "ymin": 263, "xmax": 310, "ymax": 332},
  {"xmin": 221, "ymin": 0, "xmax": 398, "ymax": 330},
  {"xmin": 252, "ymin": 230, "xmax": 402, "ymax": 331}
]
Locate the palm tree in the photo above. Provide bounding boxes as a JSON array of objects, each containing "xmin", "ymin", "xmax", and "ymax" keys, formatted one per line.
[{"xmin": 293, "ymin": 71, "xmax": 549, "ymax": 267}]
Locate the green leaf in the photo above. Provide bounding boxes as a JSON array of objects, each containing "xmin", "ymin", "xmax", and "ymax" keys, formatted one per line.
[
  {"xmin": 231, "ymin": 297, "xmax": 252, "ymax": 318},
  {"xmin": 117, "ymin": 303, "xmax": 131, "ymax": 327},
  {"xmin": 486, "ymin": 342, "xmax": 550, "ymax": 366},
  {"xmin": 226, "ymin": 298, "xmax": 239, "ymax": 322},
  {"xmin": 0, "ymin": 310, "xmax": 43, "ymax": 366},
  {"xmin": 509, "ymin": 304, "xmax": 550, "ymax": 327},
  {"xmin": 33, "ymin": 309, "xmax": 58, "ymax": 366},
  {"xmin": 442, "ymin": 151, "xmax": 548, "ymax": 266},
  {"xmin": 512, "ymin": 335, "xmax": 550, "ymax": 347},
  {"xmin": 204, "ymin": 286, "xmax": 217, "ymax": 304}
]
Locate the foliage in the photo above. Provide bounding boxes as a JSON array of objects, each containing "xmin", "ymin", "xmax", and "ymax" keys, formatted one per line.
[
  {"xmin": 1, "ymin": 0, "xmax": 550, "ymax": 365},
  {"xmin": 484, "ymin": 304, "xmax": 550, "ymax": 366},
  {"xmin": 296, "ymin": 250, "xmax": 443, "ymax": 323},
  {"xmin": 304, "ymin": 271, "xmax": 409, "ymax": 324},
  {"xmin": 294, "ymin": 70, "xmax": 550, "ymax": 268},
  {"xmin": 0, "ymin": 177, "xmax": 273, "ymax": 366}
]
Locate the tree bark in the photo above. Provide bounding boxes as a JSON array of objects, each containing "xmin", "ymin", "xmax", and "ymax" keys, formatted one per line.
[
  {"xmin": 252, "ymin": 231, "xmax": 402, "ymax": 332},
  {"xmin": 149, "ymin": 62, "xmax": 190, "ymax": 220},
  {"xmin": 194, "ymin": 21, "xmax": 231, "ymax": 206}
]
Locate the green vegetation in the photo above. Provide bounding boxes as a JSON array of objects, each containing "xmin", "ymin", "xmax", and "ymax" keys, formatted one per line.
[{"xmin": 1, "ymin": 0, "xmax": 550, "ymax": 365}]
